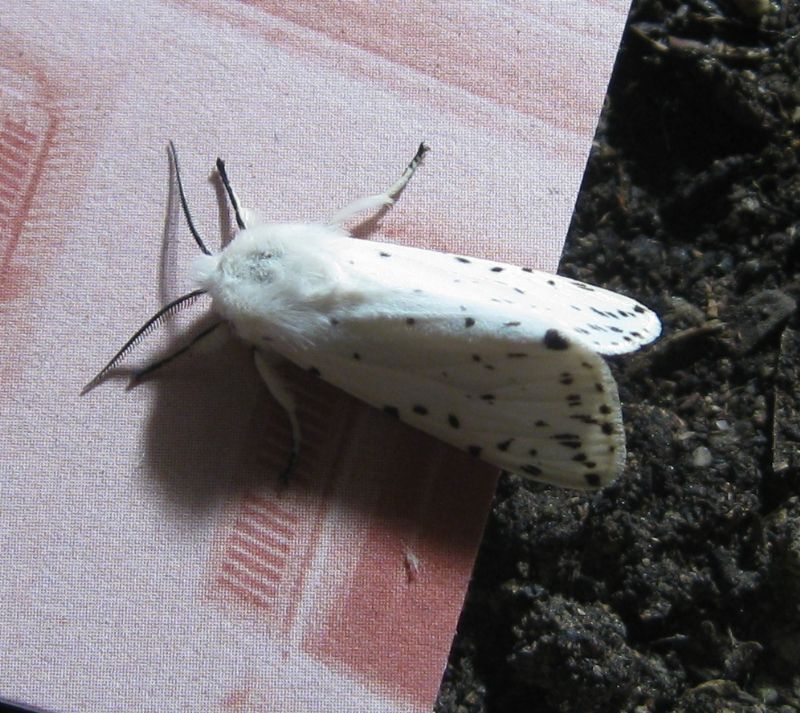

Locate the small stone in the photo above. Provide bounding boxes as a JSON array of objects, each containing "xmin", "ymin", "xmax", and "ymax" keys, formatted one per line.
[{"xmin": 692, "ymin": 446, "xmax": 713, "ymax": 467}]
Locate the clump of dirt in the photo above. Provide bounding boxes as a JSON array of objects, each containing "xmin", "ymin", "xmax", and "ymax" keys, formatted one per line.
[{"xmin": 437, "ymin": 1, "xmax": 800, "ymax": 711}]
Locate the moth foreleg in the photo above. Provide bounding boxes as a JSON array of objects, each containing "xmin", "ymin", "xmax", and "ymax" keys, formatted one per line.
[
  {"xmin": 325, "ymin": 142, "xmax": 429, "ymax": 226},
  {"xmin": 253, "ymin": 350, "xmax": 300, "ymax": 483}
]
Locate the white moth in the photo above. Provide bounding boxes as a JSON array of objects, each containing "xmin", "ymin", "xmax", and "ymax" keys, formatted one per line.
[{"xmin": 86, "ymin": 142, "xmax": 661, "ymax": 490}]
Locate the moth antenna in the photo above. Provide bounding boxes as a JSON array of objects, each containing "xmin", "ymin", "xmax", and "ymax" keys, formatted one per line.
[
  {"xmin": 81, "ymin": 289, "xmax": 207, "ymax": 394},
  {"xmin": 168, "ymin": 140, "xmax": 212, "ymax": 255},
  {"xmin": 215, "ymin": 157, "xmax": 246, "ymax": 230},
  {"xmin": 131, "ymin": 320, "xmax": 223, "ymax": 384}
]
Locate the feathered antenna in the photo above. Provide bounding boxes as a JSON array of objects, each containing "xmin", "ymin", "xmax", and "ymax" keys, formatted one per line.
[{"xmin": 82, "ymin": 142, "xmax": 225, "ymax": 393}]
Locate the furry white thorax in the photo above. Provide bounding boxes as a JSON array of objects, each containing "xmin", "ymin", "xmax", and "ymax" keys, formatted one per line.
[{"xmin": 193, "ymin": 222, "xmax": 373, "ymax": 349}]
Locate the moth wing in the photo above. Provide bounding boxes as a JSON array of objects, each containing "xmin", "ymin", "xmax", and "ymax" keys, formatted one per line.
[
  {"xmin": 333, "ymin": 238, "xmax": 661, "ymax": 356},
  {"xmin": 279, "ymin": 318, "xmax": 626, "ymax": 490},
  {"xmin": 241, "ymin": 231, "xmax": 658, "ymax": 488}
]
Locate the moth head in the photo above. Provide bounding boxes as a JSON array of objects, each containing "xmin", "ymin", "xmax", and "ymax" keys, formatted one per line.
[{"xmin": 202, "ymin": 227, "xmax": 284, "ymax": 286}]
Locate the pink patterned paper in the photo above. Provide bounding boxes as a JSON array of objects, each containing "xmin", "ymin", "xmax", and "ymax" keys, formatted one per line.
[{"xmin": 0, "ymin": 2, "xmax": 629, "ymax": 711}]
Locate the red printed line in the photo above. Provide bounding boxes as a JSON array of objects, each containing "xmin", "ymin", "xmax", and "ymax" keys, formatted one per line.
[
  {"xmin": 235, "ymin": 519, "xmax": 294, "ymax": 559},
  {"xmin": 2, "ymin": 118, "xmax": 36, "ymax": 146},
  {"xmin": 0, "ymin": 129, "xmax": 33, "ymax": 151},
  {"xmin": 225, "ymin": 545, "xmax": 284, "ymax": 584},
  {"xmin": 215, "ymin": 574, "xmax": 274, "ymax": 611},
  {"xmin": 220, "ymin": 560, "xmax": 280, "ymax": 600},
  {"xmin": 0, "ymin": 74, "xmax": 55, "ymax": 295},
  {"xmin": 0, "ymin": 156, "xmax": 27, "ymax": 181},
  {"xmin": 245, "ymin": 493, "xmax": 301, "ymax": 524},
  {"xmin": 0, "ymin": 169, "xmax": 23, "ymax": 191},
  {"xmin": 228, "ymin": 531, "xmax": 290, "ymax": 569},
  {"xmin": 235, "ymin": 511, "xmax": 293, "ymax": 542},
  {"xmin": 238, "ymin": 503, "xmax": 297, "ymax": 540},
  {"xmin": 0, "ymin": 140, "xmax": 32, "ymax": 166}
]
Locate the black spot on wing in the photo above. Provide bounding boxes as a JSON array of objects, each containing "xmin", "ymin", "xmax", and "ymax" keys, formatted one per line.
[
  {"xmin": 413, "ymin": 404, "xmax": 428, "ymax": 415},
  {"xmin": 552, "ymin": 433, "xmax": 581, "ymax": 449},
  {"xmin": 544, "ymin": 329, "xmax": 569, "ymax": 350},
  {"xmin": 570, "ymin": 414, "xmax": 599, "ymax": 425},
  {"xmin": 521, "ymin": 464, "xmax": 542, "ymax": 477},
  {"xmin": 571, "ymin": 280, "xmax": 595, "ymax": 292},
  {"xmin": 496, "ymin": 438, "xmax": 513, "ymax": 451},
  {"xmin": 584, "ymin": 473, "xmax": 601, "ymax": 487}
]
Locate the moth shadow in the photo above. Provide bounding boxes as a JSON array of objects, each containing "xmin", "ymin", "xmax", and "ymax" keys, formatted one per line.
[
  {"xmin": 137, "ymin": 338, "xmax": 273, "ymax": 511},
  {"xmin": 138, "ymin": 331, "xmax": 496, "ymax": 556}
]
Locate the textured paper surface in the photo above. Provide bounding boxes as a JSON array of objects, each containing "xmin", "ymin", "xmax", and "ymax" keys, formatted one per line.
[{"xmin": 0, "ymin": 2, "xmax": 629, "ymax": 711}]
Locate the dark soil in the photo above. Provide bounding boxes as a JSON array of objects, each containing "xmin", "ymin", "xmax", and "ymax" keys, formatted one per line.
[{"xmin": 436, "ymin": 1, "xmax": 800, "ymax": 711}]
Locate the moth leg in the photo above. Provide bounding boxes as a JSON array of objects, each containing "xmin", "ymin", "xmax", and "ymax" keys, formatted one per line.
[
  {"xmin": 326, "ymin": 142, "xmax": 429, "ymax": 226},
  {"xmin": 215, "ymin": 157, "xmax": 247, "ymax": 230},
  {"xmin": 130, "ymin": 320, "xmax": 223, "ymax": 385},
  {"xmin": 253, "ymin": 350, "xmax": 300, "ymax": 483}
]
